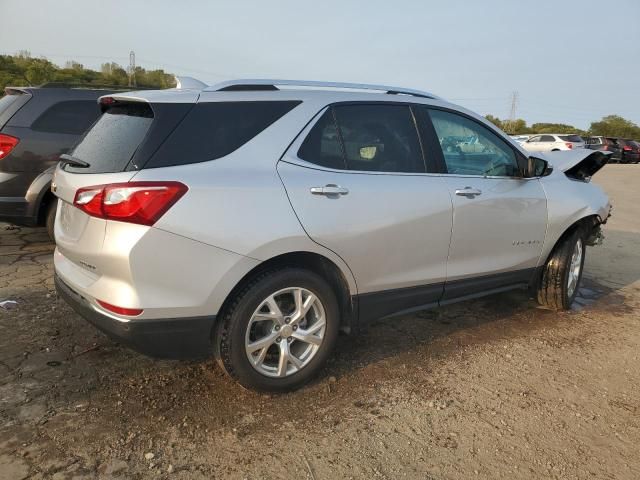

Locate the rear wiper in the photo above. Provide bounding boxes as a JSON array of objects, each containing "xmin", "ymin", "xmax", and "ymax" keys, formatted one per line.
[{"xmin": 59, "ymin": 153, "xmax": 90, "ymax": 169}]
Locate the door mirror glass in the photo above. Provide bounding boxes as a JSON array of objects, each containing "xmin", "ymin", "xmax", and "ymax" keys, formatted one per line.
[{"xmin": 527, "ymin": 156, "xmax": 551, "ymax": 177}]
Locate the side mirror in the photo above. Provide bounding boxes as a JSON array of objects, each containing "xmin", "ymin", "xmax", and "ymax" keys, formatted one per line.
[{"xmin": 526, "ymin": 156, "xmax": 551, "ymax": 177}]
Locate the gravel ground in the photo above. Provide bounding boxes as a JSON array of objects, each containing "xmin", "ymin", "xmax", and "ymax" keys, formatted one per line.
[{"xmin": 1, "ymin": 165, "xmax": 639, "ymax": 480}]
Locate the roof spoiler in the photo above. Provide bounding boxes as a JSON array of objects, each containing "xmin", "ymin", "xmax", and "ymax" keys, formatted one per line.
[
  {"xmin": 4, "ymin": 87, "xmax": 32, "ymax": 96},
  {"xmin": 174, "ymin": 76, "xmax": 208, "ymax": 90}
]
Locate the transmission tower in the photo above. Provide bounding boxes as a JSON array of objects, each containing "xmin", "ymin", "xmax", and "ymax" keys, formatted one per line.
[
  {"xmin": 505, "ymin": 91, "xmax": 519, "ymax": 133},
  {"xmin": 128, "ymin": 50, "xmax": 136, "ymax": 87}
]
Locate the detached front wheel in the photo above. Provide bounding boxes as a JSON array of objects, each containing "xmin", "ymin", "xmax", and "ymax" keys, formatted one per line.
[
  {"xmin": 215, "ymin": 268, "xmax": 339, "ymax": 392},
  {"xmin": 537, "ymin": 229, "xmax": 585, "ymax": 310}
]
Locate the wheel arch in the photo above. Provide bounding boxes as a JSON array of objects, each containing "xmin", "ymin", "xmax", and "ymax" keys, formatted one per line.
[
  {"xmin": 216, "ymin": 251, "xmax": 357, "ymax": 335},
  {"xmin": 532, "ymin": 214, "xmax": 602, "ymax": 291},
  {"xmin": 25, "ymin": 168, "xmax": 55, "ymax": 225}
]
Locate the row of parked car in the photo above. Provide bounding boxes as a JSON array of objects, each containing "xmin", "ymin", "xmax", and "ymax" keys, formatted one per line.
[{"xmin": 511, "ymin": 133, "xmax": 640, "ymax": 164}]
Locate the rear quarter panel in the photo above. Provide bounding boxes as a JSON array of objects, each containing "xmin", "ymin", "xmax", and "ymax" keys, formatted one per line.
[{"xmin": 130, "ymin": 97, "xmax": 359, "ymax": 296}]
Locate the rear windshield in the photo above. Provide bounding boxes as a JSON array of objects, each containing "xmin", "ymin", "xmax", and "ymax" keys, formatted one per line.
[
  {"xmin": 559, "ymin": 135, "xmax": 583, "ymax": 142},
  {"xmin": 65, "ymin": 103, "xmax": 153, "ymax": 173}
]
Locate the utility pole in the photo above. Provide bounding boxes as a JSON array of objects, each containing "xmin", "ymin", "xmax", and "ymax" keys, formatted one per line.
[
  {"xmin": 506, "ymin": 91, "xmax": 519, "ymax": 133},
  {"xmin": 128, "ymin": 50, "xmax": 136, "ymax": 87}
]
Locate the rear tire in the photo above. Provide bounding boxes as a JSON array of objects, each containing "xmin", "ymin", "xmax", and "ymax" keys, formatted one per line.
[
  {"xmin": 214, "ymin": 268, "xmax": 340, "ymax": 392},
  {"xmin": 536, "ymin": 229, "xmax": 585, "ymax": 310},
  {"xmin": 45, "ymin": 199, "xmax": 57, "ymax": 242}
]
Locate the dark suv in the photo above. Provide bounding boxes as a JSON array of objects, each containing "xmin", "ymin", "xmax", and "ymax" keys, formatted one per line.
[
  {"xmin": 584, "ymin": 136, "xmax": 621, "ymax": 162},
  {"xmin": 0, "ymin": 84, "xmax": 127, "ymax": 238},
  {"xmin": 616, "ymin": 139, "xmax": 640, "ymax": 164}
]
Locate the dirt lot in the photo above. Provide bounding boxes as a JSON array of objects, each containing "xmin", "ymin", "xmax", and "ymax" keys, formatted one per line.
[{"xmin": 1, "ymin": 166, "xmax": 639, "ymax": 480}]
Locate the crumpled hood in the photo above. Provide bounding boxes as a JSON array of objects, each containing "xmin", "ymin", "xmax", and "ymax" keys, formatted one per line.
[{"xmin": 537, "ymin": 149, "xmax": 611, "ymax": 176}]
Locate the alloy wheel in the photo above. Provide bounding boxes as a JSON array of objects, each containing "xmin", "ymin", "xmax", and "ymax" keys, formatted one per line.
[
  {"xmin": 245, "ymin": 287, "xmax": 326, "ymax": 378},
  {"xmin": 567, "ymin": 238, "xmax": 583, "ymax": 297}
]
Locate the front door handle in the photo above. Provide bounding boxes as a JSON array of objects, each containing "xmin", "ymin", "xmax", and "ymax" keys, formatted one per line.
[
  {"xmin": 455, "ymin": 187, "xmax": 482, "ymax": 198},
  {"xmin": 310, "ymin": 184, "xmax": 349, "ymax": 196}
]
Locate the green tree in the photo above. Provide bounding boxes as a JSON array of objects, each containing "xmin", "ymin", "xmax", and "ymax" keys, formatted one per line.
[
  {"xmin": 484, "ymin": 114, "xmax": 504, "ymax": 130},
  {"xmin": 0, "ymin": 53, "xmax": 176, "ymax": 92},
  {"xmin": 484, "ymin": 115, "xmax": 531, "ymax": 134},
  {"xmin": 589, "ymin": 115, "xmax": 640, "ymax": 139},
  {"xmin": 530, "ymin": 123, "xmax": 586, "ymax": 136}
]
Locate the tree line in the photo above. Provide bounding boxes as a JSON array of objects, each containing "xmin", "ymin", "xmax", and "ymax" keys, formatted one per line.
[
  {"xmin": 0, "ymin": 52, "xmax": 176, "ymax": 91},
  {"xmin": 485, "ymin": 114, "xmax": 640, "ymax": 140}
]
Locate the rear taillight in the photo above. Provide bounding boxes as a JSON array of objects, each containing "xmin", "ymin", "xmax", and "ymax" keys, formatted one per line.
[
  {"xmin": 623, "ymin": 145, "xmax": 632, "ymax": 151},
  {"xmin": 0, "ymin": 134, "xmax": 19, "ymax": 160},
  {"xmin": 73, "ymin": 182, "xmax": 188, "ymax": 226},
  {"xmin": 565, "ymin": 142, "xmax": 573, "ymax": 149},
  {"xmin": 97, "ymin": 300, "xmax": 143, "ymax": 316},
  {"xmin": 602, "ymin": 145, "xmax": 608, "ymax": 151}
]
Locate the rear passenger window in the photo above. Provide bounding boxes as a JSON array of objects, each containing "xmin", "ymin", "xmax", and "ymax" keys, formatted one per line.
[
  {"xmin": 333, "ymin": 105, "xmax": 424, "ymax": 173},
  {"xmin": 540, "ymin": 135, "xmax": 556, "ymax": 142},
  {"xmin": 298, "ymin": 105, "xmax": 425, "ymax": 173},
  {"xmin": 147, "ymin": 101, "xmax": 301, "ymax": 168},
  {"xmin": 31, "ymin": 101, "xmax": 100, "ymax": 135},
  {"xmin": 297, "ymin": 109, "xmax": 345, "ymax": 169}
]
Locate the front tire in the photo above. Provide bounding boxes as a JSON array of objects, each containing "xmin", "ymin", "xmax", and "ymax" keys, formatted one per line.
[
  {"xmin": 537, "ymin": 229, "xmax": 585, "ymax": 310},
  {"xmin": 214, "ymin": 268, "xmax": 340, "ymax": 392}
]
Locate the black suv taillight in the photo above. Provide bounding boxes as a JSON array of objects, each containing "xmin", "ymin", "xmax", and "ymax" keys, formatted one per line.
[{"xmin": 0, "ymin": 134, "xmax": 19, "ymax": 160}]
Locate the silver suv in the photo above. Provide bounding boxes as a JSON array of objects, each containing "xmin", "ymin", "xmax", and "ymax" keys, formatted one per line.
[{"xmin": 53, "ymin": 79, "xmax": 611, "ymax": 391}]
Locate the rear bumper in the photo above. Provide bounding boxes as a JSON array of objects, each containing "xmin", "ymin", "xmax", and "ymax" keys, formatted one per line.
[
  {"xmin": 55, "ymin": 273, "xmax": 215, "ymax": 359},
  {"xmin": 621, "ymin": 152, "xmax": 640, "ymax": 163}
]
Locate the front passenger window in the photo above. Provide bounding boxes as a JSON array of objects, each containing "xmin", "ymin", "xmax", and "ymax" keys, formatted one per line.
[{"xmin": 428, "ymin": 109, "xmax": 520, "ymax": 177}]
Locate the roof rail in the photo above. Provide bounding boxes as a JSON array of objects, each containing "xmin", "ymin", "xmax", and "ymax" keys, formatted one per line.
[{"xmin": 205, "ymin": 79, "xmax": 442, "ymax": 99}]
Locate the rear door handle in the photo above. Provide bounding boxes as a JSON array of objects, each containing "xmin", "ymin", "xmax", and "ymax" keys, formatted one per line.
[
  {"xmin": 455, "ymin": 187, "xmax": 482, "ymax": 198},
  {"xmin": 310, "ymin": 184, "xmax": 349, "ymax": 196}
]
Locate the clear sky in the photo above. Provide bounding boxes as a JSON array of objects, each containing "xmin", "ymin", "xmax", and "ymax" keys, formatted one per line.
[{"xmin": 1, "ymin": 0, "xmax": 638, "ymax": 129}]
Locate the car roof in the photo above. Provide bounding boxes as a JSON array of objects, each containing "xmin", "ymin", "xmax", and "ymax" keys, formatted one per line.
[
  {"xmin": 97, "ymin": 77, "xmax": 531, "ymax": 158},
  {"xmin": 102, "ymin": 78, "xmax": 446, "ymax": 105}
]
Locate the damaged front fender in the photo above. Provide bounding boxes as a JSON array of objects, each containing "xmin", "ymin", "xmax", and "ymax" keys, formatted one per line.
[{"xmin": 540, "ymin": 150, "xmax": 611, "ymax": 181}]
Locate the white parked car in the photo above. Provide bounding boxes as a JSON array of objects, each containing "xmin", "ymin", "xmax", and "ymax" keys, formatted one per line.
[
  {"xmin": 510, "ymin": 135, "xmax": 532, "ymax": 144},
  {"xmin": 522, "ymin": 134, "xmax": 585, "ymax": 152}
]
